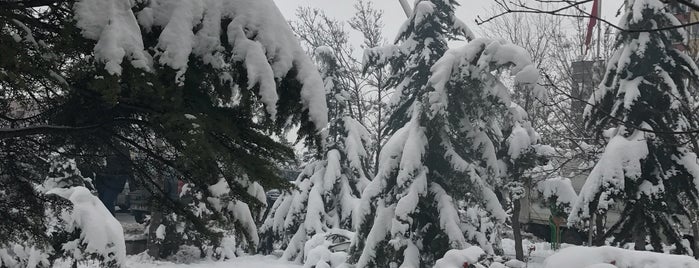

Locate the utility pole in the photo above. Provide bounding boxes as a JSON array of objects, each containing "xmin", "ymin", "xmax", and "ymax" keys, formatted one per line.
[{"xmin": 398, "ymin": 0, "xmax": 412, "ymax": 18}]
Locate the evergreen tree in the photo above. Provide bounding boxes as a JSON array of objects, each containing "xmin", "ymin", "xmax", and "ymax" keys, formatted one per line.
[
  {"xmin": 259, "ymin": 46, "xmax": 371, "ymax": 265},
  {"xmin": 0, "ymin": 0, "xmax": 327, "ymax": 261},
  {"xmin": 568, "ymin": 0, "xmax": 699, "ymax": 253},
  {"xmin": 347, "ymin": 0, "xmax": 541, "ymax": 266}
]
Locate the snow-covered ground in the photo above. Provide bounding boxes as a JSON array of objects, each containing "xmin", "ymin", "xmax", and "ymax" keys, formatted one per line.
[
  {"xmin": 56, "ymin": 239, "xmax": 699, "ymax": 268},
  {"xmin": 501, "ymin": 238, "xmax": 567, "ymax": 268},
  {"xmin": 57, "ymin": 255, "xmax": 301, "ymax": 268},
  {"xmin": 543, "ymin": 246, "xmax": 699, "ymax": 268},
  {"xmin": 125, "ymin": 255, "xmax": 301, "ymax": 268}
]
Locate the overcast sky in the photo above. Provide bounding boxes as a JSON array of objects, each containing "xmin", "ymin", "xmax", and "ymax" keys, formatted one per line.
[{"xmin": 272, "ymin": 0, "xmax": 626, "ymax": 45}]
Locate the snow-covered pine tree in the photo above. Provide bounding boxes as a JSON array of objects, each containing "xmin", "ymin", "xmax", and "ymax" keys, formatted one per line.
[
  {"xmin": 77, "ymin": 0, "xmax": 328, "ymax": 258},
  {"xmin": 569, "ymin": 0, "xmax": 699, "ymax": 253},
  {"xmin": 347, "ymin": 0, "xmax": 542, "ymax": 266},
  {"xmin": 259, "ymin": 46, "xmax": 371, "ymax": 265},
  {"xmin": 3, "ymin": 0, "xmax": 329, "ymax": 260}
]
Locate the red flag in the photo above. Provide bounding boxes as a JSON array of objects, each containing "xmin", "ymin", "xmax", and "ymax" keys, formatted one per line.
[{"xmin": 585, "ymin": 0, "xmax": 599, "ymax": 49}]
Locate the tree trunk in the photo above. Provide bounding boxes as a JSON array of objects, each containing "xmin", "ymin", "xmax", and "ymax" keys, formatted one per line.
[
  {"xmin": 594, "ymin": 212, "xmax": 605, "ymax": 246},
  {"xmin": 587, "ymin": 215, "xmax": 594, "ymax": 246},
  {"xmin": 147, "ymin": 209, "xmax": 162, "ymax": 259},
  {"xmin": 633, "ymin": 223, "xmax": 646, "ymax": 251},
  {"xmin": 692, "ymin": 219, "xmax": 699, "ymax": 259},
  {"xmin": 147, "ymin": 170, "xmax": 164, "ymax": 260},
  {"xmin": 513, "ymin": 198, "xmax": 524, "ymax": 261}
]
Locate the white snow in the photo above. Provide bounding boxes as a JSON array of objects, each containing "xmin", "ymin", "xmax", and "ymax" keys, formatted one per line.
[
  {"xmin": 568, "ymin": 126, "xmax": 650, "ymax": 223},
  {"xmin": 537, "ymin": 177, "xmax": 577, "ymax": 209},
  {"xmin": 354, "ymin": 201, "xmax": 395, "ymax": 268},
  {"xmin": 73, "ymin": 0, "xmax": 328, "ymax": 128},
  {"xmin": 74, "ymin": 0, "xmax": 151, "ymax": 75},
  {"xmin": 673, "ymin": 151, "xmax": 699, "ymax": 194},
  {"xmin": 302, "ymin": 230, "xmax": 352, "ymax": 268},
  {"xmin": 156, "ymin": 224, "xmax": 166, "ymax": 240},
  {"xmin": 342, "ymin": 117, "xmax": 372, "ymax": 193},
  {"xmin": 47, "ymin": 186, "xmax": 126, "ymax": 266},
  {"xmin": 507, "ymin": 122, "xmax": 533, "ymax": 160},
  {"xmin": 0, "ymin": 244, "xmax": 50, "ymax": 268},
  {"xmin": 54, "ymin": 255, "xmax": 302, "ymax": 268},
  {"xmin": 543, "ymin": 246, "xmax": 699, "ymax": 268},
  {"xmin": 413, "ymin": 1, "xmax": 436, "ymax": 26},
  {"xmin": 155, "ymin": 0, "xmax": 203, "ymax": 81},
  {"xmin": 434, "ymin": 246, "xmax": 485, "ymax": 268},
  {"xmin": 431, "ymin": 183, "xmax": 469, "ymax": 249},
  {"xmin": 228, "ymin": 22, "xmax": 278, "ymax": 117}
]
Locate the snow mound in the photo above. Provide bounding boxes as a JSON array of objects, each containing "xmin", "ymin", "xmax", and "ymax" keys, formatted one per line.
[
  {"xmin": 302, "ymin": 229, "xmax": 352, "ymax": 268},
  {"xmin": 586, "ymin": 264, "xmax": 618, "ymax": 268},
  {"xmin": 543, "ymin": 246, "xmax": 699, "ymax": 268},
  {"xmin": 434, "ymin": 246, "xmax": 485, "ymax": 268}
]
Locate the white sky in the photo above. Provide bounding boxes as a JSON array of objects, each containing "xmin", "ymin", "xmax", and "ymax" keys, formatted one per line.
[{"xmin": 272, "ymin": 0, "xmax": 626, "ymax": 45}]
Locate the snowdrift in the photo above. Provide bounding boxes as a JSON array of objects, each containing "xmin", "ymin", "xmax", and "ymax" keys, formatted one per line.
[{"xmin": 543, "ymin": 246, "xmax": 699, "ymax": 268}]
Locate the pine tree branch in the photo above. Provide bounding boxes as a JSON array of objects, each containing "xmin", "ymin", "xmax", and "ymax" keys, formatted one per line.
[
  {"xmin": 542, "ymin": 72, "xmax": 699, "ymax": 135},
  {"xmin": 0, "ymin": 118, "xmax": 148, "ymax": 139},
  {"xmin": 0, "ymin": 124, "xmax": 102, "ymax": 139}
]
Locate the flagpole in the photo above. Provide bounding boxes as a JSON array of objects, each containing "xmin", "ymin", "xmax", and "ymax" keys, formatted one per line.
[
  {"xmin": 584, "ymin": 0, "xmax": 600, "ymax": 60},
  {"xmin": 596, "ymin": 0, "xmax": 602, "ymax": 60}
]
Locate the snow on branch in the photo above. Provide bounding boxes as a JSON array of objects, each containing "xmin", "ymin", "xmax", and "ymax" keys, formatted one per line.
[
  {"xmin": 568, "ymin": 126, "xmax": 650, "ymax": 224},
  {"xmin": 73, "ymin": 0, "xmax": 328, "ymax": 128}
]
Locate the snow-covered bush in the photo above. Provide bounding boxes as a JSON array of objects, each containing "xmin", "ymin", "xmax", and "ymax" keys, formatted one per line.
[
  {"xmin": 302, "ymin": 229, "xmax": 354, "ymax": 268},
  {"xmin": 536, "ymin": 177, "xmax": 577, "ymax": 215},
  {"xmin": 1, "ymin": 155, "xmax": 125, "ymax": 268},
  {"xmin": 46, "ymin": 186, "xmax": 127, "ymax": 267},
  {"xmin": 158, "ymin": 177, "xmax": 265, "ymax": 260},
  {"xmin": 0, "ymin": 241, "xmax": 52, "ymax": 268}
]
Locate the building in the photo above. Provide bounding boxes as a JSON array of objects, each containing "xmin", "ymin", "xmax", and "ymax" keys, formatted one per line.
[{"xmin": 672, "ymin": 4, "xmax": 699, "ymax": 58}]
